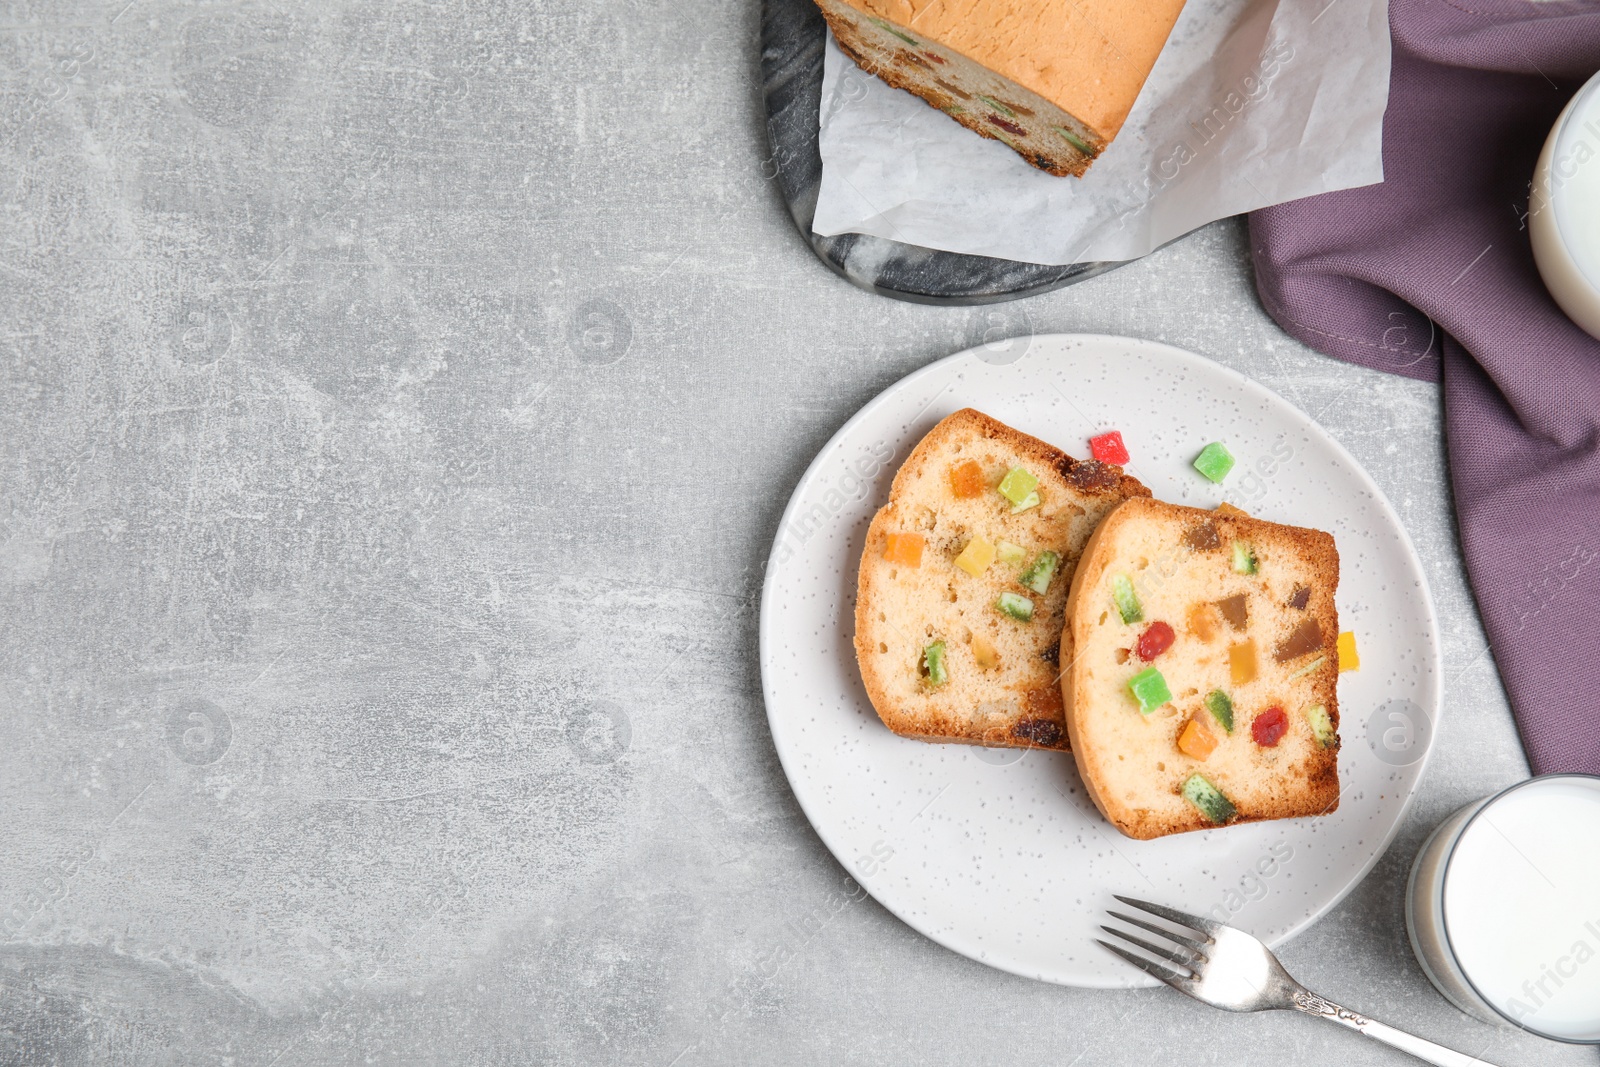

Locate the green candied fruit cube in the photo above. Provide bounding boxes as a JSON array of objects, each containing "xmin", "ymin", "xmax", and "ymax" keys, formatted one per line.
[
  {"xmin": 996, "ymin": 540, "xmax": 1027, "ymax": 566},
  {"xmin": 867, "ymin": 15, "xmax": 919, "ymax": 46},
  {"xmin": 996, "ymin": 592, "xmax": 1034, "ymax": 621},
  {"xmin": 1231, "ymin": 540, "xmax": 1258, "ymax": 575},
  {"xmin": 1305, "ymin": 703, "xmax": 1337, "ymax": 748},
  {"xmin": 1205, "ymin": 689, "xmax": 1234, "ymax": 733},
  {"xmin": 997, "ymin": 466, "xmax": 1039, "ymax": 506},
  {"xmin": 1193, "ymin": 442, "xmax": 1236, "ymax": 483},
  {"xmin": 1019, "ymin": 551, "xmax": 1060, "ymax": 595},
  {"xmin": 921, "ymin": 640, "xmax": 948, "ymax": 686},
  {"xmin": 1127, "ymin": 666, "xmax": 1171, "ymax": 714},
  {"xmin": 1009, "ymin": 490, "xmax": 1040, "ymax": 514},
  {"xmin": 1181, "ymin": 773, "xmax": 1238, "ymax": 825},
  {"xmin": 1111, "ymin": 573, "xmax": 1143, "ymax": 624}
]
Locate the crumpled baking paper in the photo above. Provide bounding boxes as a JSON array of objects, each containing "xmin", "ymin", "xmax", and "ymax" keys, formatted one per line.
[{"xmin": 813, "ymin": 0, "xmax": 1391, "ymax": 266}]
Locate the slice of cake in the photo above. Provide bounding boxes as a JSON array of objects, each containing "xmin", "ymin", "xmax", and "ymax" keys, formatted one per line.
[
  {"xmin": 1061, "ymin": 498, "xmax": 1341, "ymax": 839},
  {"xmin": 815, "ymin": 0, "xmax": 1189, "ymax": 176},
  {"xmin": 855, "ymin": 409, "xmax": 1149, "ymax": 751}
]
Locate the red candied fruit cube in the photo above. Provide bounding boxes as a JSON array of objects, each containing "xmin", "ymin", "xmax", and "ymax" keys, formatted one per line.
[
  {"xmin": 1252, "ymin": 706, "xmax": 1288, "ymax": 747},
  {"xmin": 1136, "ymin": 621, "xmax": 1175, "ymax": 661},
  {"xmin": 1089, "ymin": 430, "xmax": 1130, "ymax": 466}
]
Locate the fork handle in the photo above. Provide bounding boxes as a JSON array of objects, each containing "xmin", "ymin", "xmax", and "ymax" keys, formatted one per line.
[{"xmin": 1290, "ymin": 991, "xmax": 1505, "ymax": 1067}]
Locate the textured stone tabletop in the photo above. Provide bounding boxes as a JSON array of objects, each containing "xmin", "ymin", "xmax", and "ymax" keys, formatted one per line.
[{"xmin": 0, "ymin": 3, "xmax": 1584, "ymax": 1065}]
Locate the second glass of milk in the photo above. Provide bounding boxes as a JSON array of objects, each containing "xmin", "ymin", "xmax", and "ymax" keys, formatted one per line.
[{"xmin": 1406, "ymin": 774, "xmax": 1600, "ymax": 1043}]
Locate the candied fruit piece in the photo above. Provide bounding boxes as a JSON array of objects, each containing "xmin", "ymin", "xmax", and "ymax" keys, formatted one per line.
[
  {"xmin": 1338, "ymin": 631, "xmax": 1360, "ymax": 671},
  {"xmin": 1136, "ymin": 621, "xmax": 1175, "ymax": 661},
  {"xmin": 1089, "ymin": 430, "xmax": 1130, "ymax": 465},
  {"xmin": 921, "ymin": 641, "xmax": 948, "ymax": 686},
  {"xmin": 1111, "ymin": 574, "xmax": 1143, "ymax": 624},
  {"xmin": 1305, "ymin": 704, "xmax": 1337, "ymax": 748},
  {"xmin": 1274, "ymin": 619, "xmax": 1323, "ymax": 662},
  {"xmin": 1019, "ymin": 551, "xmax": 1060, "ymax": 595},
  {"xmin": 972, "ymin": 632, "xmax": 1000, "ymax": 669},
  {"xmin": 1127, "ymin": 667, "xmax": 1171, "ymax": 713},
  {"xmin": 996, "ymin": 592, "xmax": 1034, "ymax": 621},
  {"xmin": 954, "ymin": 536, "xmax": 996, "ymax": 577},
  {"xmin": 1205, "ymin": 689, "xmax": 1234, "ymax": 733},
  {"xmin": 1193, "ymin": 442, "xmax": 1236, "ymax": 483},
  {"xmin": 1214, "ymin": 502, "xmax": 1249, "ymax": 517},
  {"xmin": 1288, "ymin": 584, "xmax": 1311, "ymax": 610},
  {"xmin": 1009, "ymin": 490, "xmax": 1041, "ymax": 514},
  {"xmin": 1231, "ymin": 541, "xmax": 1258, "ymax": 575},
  {"xmin": 1177, "ymin": 718, "xmax": 1218, "ymax": 760},
  {"xmin": 1186, "ymin": 602, "xmax": 1219, "ymax": 642},
  {"xmin": 996, "ymin": 540, "xmax": 1026, "ymax": 566},
  {"xmin": 949, "ymin": 460, "xmax": 986, "ymax": 499},
  {"xmin": 997, "ymin": 467, "xmax": 1039, "ymax": 506},
  {"xmin": 1216, "ymin": 594, "xmax": 1249, "ymax": 631},
  {"xmin": 1183, "ymin": 521, "xmax": 1221, "ymax": 551},
  {"xmin": 883, "ymin": 532, "xmax": 924, "ymax": 567},
  {"xmin": 1287, "ymin": 655, "xmax": 1326, "ymax": 681},
  {"xmin": 1229, "ymin": 639, "xmax": 1258, "ymax": 685},
  {"xmin": 1251, "ymin": 706, "xmax": 1288, "ymax": 747},
  {"xmin": 1181, "ymin": 773, "xmax": 1236, "ymax": 824}
]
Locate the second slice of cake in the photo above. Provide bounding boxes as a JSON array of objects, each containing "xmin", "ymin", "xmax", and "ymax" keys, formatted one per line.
[{"xmin": 1061, "ymin": 498, "xmax": 1342, "ymax": 839}]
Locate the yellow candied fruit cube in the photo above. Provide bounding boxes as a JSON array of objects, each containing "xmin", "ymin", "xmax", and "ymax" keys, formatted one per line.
[
  {"xmin": 1338, "ymin": 630, "xmax": 1360, "ymax": 672},
  {"xmin": 954, "ymin": 535, "xmax": 996, "ymax": 577},
  {"xmin": 1177, "ymin": 718, "xmax": 1217, "ymax": 761},
  {"xmin": 972, "ymin": 633, "xmax": 1000, "ymax": 669},
  {"xmin": 1229, "ymin": 639, "xmax": 1258, "ymax": 685}
]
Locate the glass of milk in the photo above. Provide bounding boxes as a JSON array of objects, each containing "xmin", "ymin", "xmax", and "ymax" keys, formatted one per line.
[
  {"xmin": 1531, "ymin": 71, "xmax": 1600, "ymax": 342},
  {"xmin": 1406, "ymin": 774, "xmax": 1600, "ymax": 1043}
]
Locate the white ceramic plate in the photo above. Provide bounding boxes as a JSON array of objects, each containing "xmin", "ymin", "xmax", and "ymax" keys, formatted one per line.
[{"xmin": 759, "ymin": 334, "xmax": 1440, "ymax": 988}]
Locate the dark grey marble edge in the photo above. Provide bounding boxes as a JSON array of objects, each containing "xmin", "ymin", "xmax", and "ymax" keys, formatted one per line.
[{"xmin": 758, "ymin": 0, "xmax": 1125, "ymax": 306}]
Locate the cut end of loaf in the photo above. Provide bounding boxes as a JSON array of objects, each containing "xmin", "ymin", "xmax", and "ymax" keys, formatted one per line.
[{"xmin": 816, "ymin": 0, "xmax": 1102, "ymax": 177}]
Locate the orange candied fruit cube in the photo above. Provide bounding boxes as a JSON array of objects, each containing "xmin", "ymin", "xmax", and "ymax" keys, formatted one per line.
[
  {"xmin": 1185, "ymin": 601, "xmax": 1218, "ymax": 643},
  {"xmin": 1214, "ymin": 502, "xmax": 1250, "ymax": 518},
  {"xmin": 1177, "ymin": 718, "xmax": 1218, "ymax": 761},
  {"xmin": 948, "ymin": 460, "xmax": 987, "ymax": 499},
  {"xmin": 883, "ymin": 532, "xmax": 925, "ymax": 567},
  {"xmin": 1229, "ymin": 639, "xmax": 1258, "ymax": 685}
]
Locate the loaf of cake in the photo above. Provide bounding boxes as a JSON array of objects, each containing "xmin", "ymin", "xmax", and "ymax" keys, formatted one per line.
[
  {"xmin": 815, "ymin": 0, "xmax": 1189, "ymax": 176},
  {"xmin": 1061, "ymin": 498, "xmax": 1341, "ymax": 839},
  {"xmin": 854, "ymin": 409, "xmax": 1148, "ymax": 752}
]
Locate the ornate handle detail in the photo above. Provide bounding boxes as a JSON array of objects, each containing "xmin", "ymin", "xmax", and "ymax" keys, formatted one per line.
[
  {"xmin": 1291, "ymin": 990, "xmax": 1368, "ymax": 1029},
  {"xmin": 1291, "ymin": 989, "xmax": 1505, "ymax": 1067}
]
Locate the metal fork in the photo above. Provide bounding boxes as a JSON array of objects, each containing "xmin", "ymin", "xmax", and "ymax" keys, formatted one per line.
[{"xmin": 1099, "ymin": 896, "xmax": 1506, "ymax": 1067}]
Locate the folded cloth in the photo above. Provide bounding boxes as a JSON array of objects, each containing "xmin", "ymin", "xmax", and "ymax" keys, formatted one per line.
[{"xmin": 1249, "ymin": 0, "xmax": 1600, "ymax": 775}]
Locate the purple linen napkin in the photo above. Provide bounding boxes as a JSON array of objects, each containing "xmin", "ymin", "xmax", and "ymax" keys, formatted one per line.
[{"xmin": 1249, "ymin": 0, "xmax": 1600, "ymax": 775}]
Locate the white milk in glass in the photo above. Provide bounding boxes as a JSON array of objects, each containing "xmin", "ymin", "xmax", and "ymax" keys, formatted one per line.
[{"xmin": 1443, "ymin": 777, "xmax": 1600, "ymax": 1041}]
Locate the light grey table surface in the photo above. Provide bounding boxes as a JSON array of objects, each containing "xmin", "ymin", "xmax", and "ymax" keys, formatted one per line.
[{"xmin": 0, "ymin": 4, "xmax": 1584, "ymax": 1066}]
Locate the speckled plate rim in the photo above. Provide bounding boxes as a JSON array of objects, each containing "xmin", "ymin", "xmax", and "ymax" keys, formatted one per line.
[{"xmin": 758, "ymin": 333, "xmax": 1442, "ymax": 988}]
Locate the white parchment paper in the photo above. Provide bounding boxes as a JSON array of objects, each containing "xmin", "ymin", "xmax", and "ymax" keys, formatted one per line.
[{"xmin": 813, "ymin": 0, "xmax": 1391, "ymax": 266}]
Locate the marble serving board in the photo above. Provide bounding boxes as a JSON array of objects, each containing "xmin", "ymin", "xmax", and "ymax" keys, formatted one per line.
[{"xmin": 759, "ymin": 0, "xmax": 1124, "ymax": 304}]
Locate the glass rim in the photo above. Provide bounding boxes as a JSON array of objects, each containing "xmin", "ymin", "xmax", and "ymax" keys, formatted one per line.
[{"xmin": 1439, "ymin": 771, "xmax": 1600, "ymax": 1044}]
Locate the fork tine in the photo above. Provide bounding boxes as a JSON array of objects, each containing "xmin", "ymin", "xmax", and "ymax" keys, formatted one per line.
[
  {"xmin": 1113, "ymin": 894, "xmax": 1221, "ymax": 936},
  {"xmin": 1106, "ymin": 910, "xmax": 1208, "ymax": 954},
  {"xmin": 1096, "ymin": 939, "xmax": 1196, "ymax": 992},
  {"xmin": 1101, "ymin": 924, "xmax": 1201, "ymax": 969}
]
